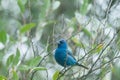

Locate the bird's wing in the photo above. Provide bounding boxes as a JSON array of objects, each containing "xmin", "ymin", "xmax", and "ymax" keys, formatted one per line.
[{"xmin": 66, "ymin": 49, "xmax": 76, "ymax": 60}]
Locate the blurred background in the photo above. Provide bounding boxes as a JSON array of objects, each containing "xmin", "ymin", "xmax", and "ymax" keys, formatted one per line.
[{"xmin": 0, "ymin": 0, "xmax": 120, "ymax": 80}]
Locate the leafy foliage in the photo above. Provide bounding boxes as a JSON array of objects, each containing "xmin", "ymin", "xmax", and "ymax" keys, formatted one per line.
[
  {"xmin": 0, "ymin": 0, "xmax": 120, "ymax": 80},
  {"xmin": 53, "ymin": 70, "xmax": 60, "ymax": 80},
  {"xmin": 20, "ymin": 23, "xmax": 36, "ymax": 33},
  {"xmin": 0, "ymin": 31, "xmax": 7, "ymax": 44}
]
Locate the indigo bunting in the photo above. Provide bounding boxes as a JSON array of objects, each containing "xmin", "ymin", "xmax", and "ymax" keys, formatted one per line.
[{"xmin": 54, "ymin": 39, "xmax": 88, "ymax": 69}]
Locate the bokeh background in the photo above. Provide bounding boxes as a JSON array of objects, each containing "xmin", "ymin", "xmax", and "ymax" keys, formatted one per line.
[{"xmin": 0, "ymin": 0, "xmax": 120, "ymax": 80}]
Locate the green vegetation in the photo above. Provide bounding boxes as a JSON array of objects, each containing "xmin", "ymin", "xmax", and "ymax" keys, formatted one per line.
[{"xmin": 0, "ymin": 0, "xmax": 120, "ymax": 80}]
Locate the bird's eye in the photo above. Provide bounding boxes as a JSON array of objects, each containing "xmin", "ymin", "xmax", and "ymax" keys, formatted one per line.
[{"xmin": 60, "ymin": 41, "xmax": 63, "ymax": 43}]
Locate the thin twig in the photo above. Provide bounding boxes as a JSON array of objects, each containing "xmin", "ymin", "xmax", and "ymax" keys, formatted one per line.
[{"xmin": 30, "ymin": 37, "xmax": 52, "ymax": 80}]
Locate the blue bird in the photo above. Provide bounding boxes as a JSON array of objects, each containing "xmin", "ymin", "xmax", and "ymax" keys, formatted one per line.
[{"xmin": 54, "ymin": 39, "xmax": 88, "ymax": 69}]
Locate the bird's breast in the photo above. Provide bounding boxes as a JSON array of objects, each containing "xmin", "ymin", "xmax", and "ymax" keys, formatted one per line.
[{"xmin": 54, "ymin": 49, "xmax": 67, "ymax": 66}]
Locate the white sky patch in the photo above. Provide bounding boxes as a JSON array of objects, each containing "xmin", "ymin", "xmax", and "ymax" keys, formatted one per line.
[
  {"xmin": 109, "ymin": 4, "xmax": 120, "ymax": 27},
  {"xmin": 104, "ymin": 27, "xmax": 114, "ymax": 39}
]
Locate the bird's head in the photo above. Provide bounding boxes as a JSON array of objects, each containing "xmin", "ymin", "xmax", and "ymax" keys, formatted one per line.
[{"xmin": 57, "ymin": 39, "xmax": 68, "ymax": 49}]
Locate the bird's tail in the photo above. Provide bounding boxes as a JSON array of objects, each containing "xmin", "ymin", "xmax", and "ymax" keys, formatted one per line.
[{"xmin": 76, "ymin": 63, "xmax": 89, "ymax": 69}]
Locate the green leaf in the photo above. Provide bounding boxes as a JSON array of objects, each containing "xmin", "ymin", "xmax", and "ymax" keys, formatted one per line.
[
  {"xmin": 27, "ymin": 56, "xmax": 41, "ymax": 67},
  {"xmin": 18, "ymin": 65, "xmax": 31, "ymax": 71},
  {"xmin": 112, "ymin": 66, "xmax": 120, "ymax": 80},
  {"xmin": 52, "ymin": 70, "xmax": 60, "ymax": 80},
  {"xmin": 82, "ymin": 27, "xmax": 92, "ymax": 38},
  {"xmin": 13, "ymin": 49, "xmax": 20, "ymax": 65},
  {"xmin": 0, "ymin": 51, "xmax": 4, "ymax": 62},
  {"xmin": 6, "ymin": 54, "xmax": 14, "ymax": 66},
  {"xmin": 52, "ymin": 1, "xmax": 60, "ymax": 11},
  {"xmin": 71, "ymin": 37, "xmax": 83, "ymax": 47},
  {"xmin": 20, "ymin": 23, "xmax": 36, "ymax": 33},
  {"xmin": 18, "ymin": 65, "xmax": 46, "ymax": 73},
  {"xmin": 31, "ymin": 67, "xmax": 47, "ymax": 72},
  {"xmin": 80, "ymin": 0, "xmax": 89, "ymax": 14},
  {"xmin": 17, "ymin": 0, "xmax": 25, "ymax": 13},
  {"xmin": 12, "ymin": 70, "xmax": 19, "ymax": 80},
  {"xmin": 0, "ymin": 75, "xmax": 7, "ymax": 80},
  {"xmin": 91, "ymin": 44, "xmax": 103, "ymax": 54},
  {"xmin": 0, "ymin": 31, "xmax": 7, "ymax": 44},
  {"xmin": 95, "ymin": 43, "xmax": 103, "ymax": 53}
]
